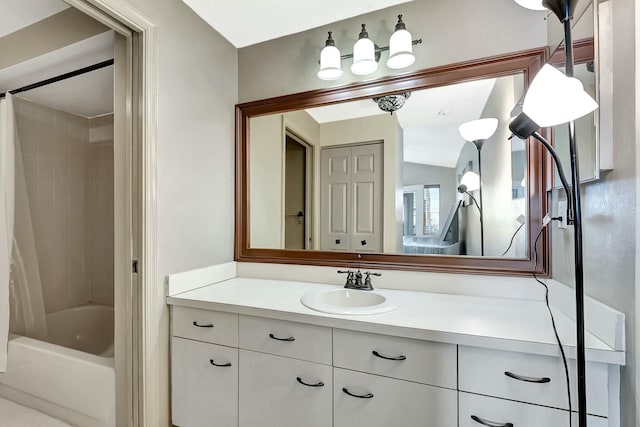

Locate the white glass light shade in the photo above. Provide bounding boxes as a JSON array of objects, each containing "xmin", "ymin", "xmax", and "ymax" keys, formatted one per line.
[
  {"xmin": 459, "ymin": 118, "xmax": 499, "ymax": 142},
  {"xmin": 387, "ymin": 28, "xmax": 415, "ymax": 69},
  {"xmin": 523, "ymin": 64, "xmax": 598, "ymax": 127},
  {"xmin": 460, "ymin": 171, "xmax": 481, "ymax": 192},
  {"xmin": 513, "ymin": 0, "xmax": 547, "ymax": 10},
  {"xmin": 350, "ymin": 37, "xmax": 378, "ymax": 75},
  {"xmin": 317, "ymin": 45, "xmax": 343, "ymax": 81}
]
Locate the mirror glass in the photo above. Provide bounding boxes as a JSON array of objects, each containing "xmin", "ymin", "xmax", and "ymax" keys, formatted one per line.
[{"xmin": 249, "ymin": 73, "xmax": 529, "ymax": 257}]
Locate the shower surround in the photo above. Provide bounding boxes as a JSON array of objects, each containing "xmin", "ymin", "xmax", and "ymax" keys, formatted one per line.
[{"xmin": 13, "ymin": 97, "xmax": 113, "ymax": 316}]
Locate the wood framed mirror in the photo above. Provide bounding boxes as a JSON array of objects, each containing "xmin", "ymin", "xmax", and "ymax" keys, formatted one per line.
[{"xmin": 235, "ymin": 47, "xmax": 550, "ymax": 276}]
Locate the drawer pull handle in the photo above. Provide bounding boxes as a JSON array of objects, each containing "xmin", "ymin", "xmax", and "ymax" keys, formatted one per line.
[
  {"xmin": 372, "ymin": 350, "xmax": 406, "ymax": 361},
  {"xmin": 504, "ymin": 371, "xmax": 551, "ymax": 383},
  {"xmin": 192, "ymin": 321, "xmax": 214, "ymax": 328},
  {"xmin": 471, "ymin": 415, "xmax": 513, "ymax": 427},
  {"xmin": 342, "ymin": 388, "xmax": 374, "ymax": 399},
  {"xmin": 209, "ymin": 359, "xmax": 232, "ymax": 367},
  {"xmin": 296, "ymin": 377, "xmax": 324, "ymax": 387},
  {"xmin": 269, "ymin": 333, "xmax": 295, "ymax": 342}
]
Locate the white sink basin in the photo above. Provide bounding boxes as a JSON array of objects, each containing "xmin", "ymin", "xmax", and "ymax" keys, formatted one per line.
[{"xmin": 300, "ymin": 288, "xmax": 400, "ymax": 315}]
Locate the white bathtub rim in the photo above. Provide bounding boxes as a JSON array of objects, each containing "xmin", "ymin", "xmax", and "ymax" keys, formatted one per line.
[{"xmin": 8, "ymin": 334, "xmax": 114, "ymax": 368}]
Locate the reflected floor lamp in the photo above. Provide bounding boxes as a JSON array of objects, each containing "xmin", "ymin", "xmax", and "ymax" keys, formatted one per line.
[
  {"xmin": 459, "ymin": 118, "xmax": 499, "ymax": 256},
  {"xmin": 509, "ymin": 1, "xmax": 599, "ymax": 426}
]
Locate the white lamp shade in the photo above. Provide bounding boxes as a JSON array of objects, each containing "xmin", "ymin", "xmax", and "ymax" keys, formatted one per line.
[
  {"xmin": 317, "ymin": 45, "xmax": 343, "ymax": 80},
  {"xmin": 513, "ymin": 0, "xmax": 547, "ymax": 10},
  {"xmin": 460, "ymin": 171, "xmax": 480, "ymax": 192},
  {"xmin": 387, "ymin": 28, "xmax": 415, "ymax": 69},
  {"xmin": 523, "ymin": 64, "xmax": 598, "ymax": 127},
  {"xmin": 350, "ymin": 37, "xmax": 378, "ymax": 75},
  {"xmin": 459, "ymin": 118, "xmax": 499, "ymax": 142}
]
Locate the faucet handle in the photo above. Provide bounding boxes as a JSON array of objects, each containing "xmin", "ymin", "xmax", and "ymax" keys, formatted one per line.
[
  {"xmin": 362, "ymin": 271, "xmax": 381, "ymax": 291},
  {"xmin": 337, "ymin": 270, "xmax": 355, "ymax": 288}
]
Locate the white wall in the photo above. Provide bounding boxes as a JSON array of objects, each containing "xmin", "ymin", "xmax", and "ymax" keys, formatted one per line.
[{"xmin": 249, "ymin": 115, "xmax": 283, "ymax": 248}]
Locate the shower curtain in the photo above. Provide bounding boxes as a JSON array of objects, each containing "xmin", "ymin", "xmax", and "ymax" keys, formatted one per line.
[{"xmin": 0, "ymin": 95, "xmax": 48, "ymax": 372}]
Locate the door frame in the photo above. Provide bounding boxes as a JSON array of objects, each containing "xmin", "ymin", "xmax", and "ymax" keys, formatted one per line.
[{"xmin": 63, "ymin": 1, "xmax": 157, "ymax": 425}]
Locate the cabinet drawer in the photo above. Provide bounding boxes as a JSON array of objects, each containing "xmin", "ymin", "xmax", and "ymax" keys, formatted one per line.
[
  {"xmin": 172, "ymin": 306, "xmax": 238, "ymax": 347},
  {"xmin": 334, "ymin": 368, "xmax": 457, "ymax": 427},
  {"xmin": 459, "ymin": 392, "xmax": 607, "ymax": 427},
  {"xmin": 333, "ymin": 329, "xmax": 456, "ymax": 388},
  {"xmin": 171, "ymin": 337, "xmax": 238, "ymax": 427},
  {"xmin": 459, "ymin": 346, "xmax": 609, "ymax": 417},
  {"xmin": 239, "ymin": 350, "xmax": 332, "ymax": 427},
  {"xmin": 239, "ymin": 315, "xmax": 332, "ymax": 364}
]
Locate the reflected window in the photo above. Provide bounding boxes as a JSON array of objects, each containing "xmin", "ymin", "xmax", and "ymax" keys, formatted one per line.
[
  {"xmin": 403, "ymin": 192, "xmax": 416, "ymax": 236},
  {"xmin": 423, "ymin": 185, "xmax": 440, "ymax": 236}
]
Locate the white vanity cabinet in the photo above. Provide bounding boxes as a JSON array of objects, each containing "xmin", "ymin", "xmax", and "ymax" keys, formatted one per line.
[
  {"xmin": 238, "ymin": 350, "xmax": 332, "ymax": 427},
  {"xmin": 170, "ymin": 300, "xmax": 620, "ymax": 427},
  {"xmin": 333, "ymin": 328, "xmax": 458, "ymax": 427},
  {"xmin": 171, "ymin": 307, "xmax": 239, "ymax": 427}
]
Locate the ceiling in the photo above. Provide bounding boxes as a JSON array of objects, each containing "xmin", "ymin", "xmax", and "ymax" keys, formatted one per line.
[
  {"xmin": 0, "ymin": 0, "xmax": 69, "ymax": 38},
  {"xmin": 2, "ymin": 0, "xmax": 113, "ymax": 118},
  {"xmin": 305, "ymin": 78, "xmax": 498, "ymax": 168},
  {"xmin": 180, "ymin": 0, "xmax": 414, "ymax": 48}
]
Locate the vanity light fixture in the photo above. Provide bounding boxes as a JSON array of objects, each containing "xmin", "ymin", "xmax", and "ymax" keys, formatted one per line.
[
  {"xmin": 317, "ymin": 32, "xmax": 344, "ymax": 81},
  {"xmin": 317, "ymin": 15, "xmax": 422, "ymax": 81},
  {"xmin": 508, "ymin": 1, "xmax": 597, "ymax": 425},
  {"xmin": 351, "ymin": 24, "xmax": 378, "ymax": 75},
  {"xmin": 459, "ymin": 118, "xmax": 499, "ymax": 256}
]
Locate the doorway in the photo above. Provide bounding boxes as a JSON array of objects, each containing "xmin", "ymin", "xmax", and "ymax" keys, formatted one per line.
[{"xmin": 284, "ymin": 132, "xmax": 312, "ymax": 249}]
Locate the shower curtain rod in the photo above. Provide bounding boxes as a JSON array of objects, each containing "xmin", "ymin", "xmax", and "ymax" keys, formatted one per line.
[{"xmin": 0, "ymin": 59, "xmax": 114, "ymax": 99}]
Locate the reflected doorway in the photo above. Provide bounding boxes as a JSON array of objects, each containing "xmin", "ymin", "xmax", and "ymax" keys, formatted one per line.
[{"xmin": 284, "ymin": 133, "xmax": 312, "ymax": 249}]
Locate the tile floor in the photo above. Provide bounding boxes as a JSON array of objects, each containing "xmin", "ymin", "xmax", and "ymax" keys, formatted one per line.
[{"xmin": 0, "ymin": 397, "xmax": 70, "ymax": 426}]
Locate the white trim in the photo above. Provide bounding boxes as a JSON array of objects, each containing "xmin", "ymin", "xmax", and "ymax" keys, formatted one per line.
[
  {"xmin": 167, "ymin": 262, "xmax": 237, "ymax": 296},
  {"xmin": 545, "ymin": 278, "xmax": 625, "ymax": 352},
  {"xmin": 64, "ymin": 1, "xmax": 159, "ymax": 426}
]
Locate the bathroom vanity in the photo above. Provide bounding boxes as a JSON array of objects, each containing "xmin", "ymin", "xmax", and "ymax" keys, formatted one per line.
[{"xmin": 167, "ymin": 276, "xmax": 623, "ymax": 427}]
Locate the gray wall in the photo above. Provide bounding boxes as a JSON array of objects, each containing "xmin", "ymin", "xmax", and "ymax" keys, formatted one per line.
[
  {"xmin": 238, "ymin": 0, "xmax": 546, "ymax": 102},
  {"xmin": 551, "ymin": 0, "xmax": 636, "ymax": 424},
  {"xmin": 103, "ymin": 0, "xmax": 238, "ymax": 424},
  {"xmin": 403, "ymin": 162, "xmax": 456, "ymax": 234}
]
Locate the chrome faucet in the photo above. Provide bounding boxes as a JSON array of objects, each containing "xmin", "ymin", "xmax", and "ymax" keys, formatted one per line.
[{"xmin": 338, "ymin": 270, "xmax": 381, "ymax": 291}]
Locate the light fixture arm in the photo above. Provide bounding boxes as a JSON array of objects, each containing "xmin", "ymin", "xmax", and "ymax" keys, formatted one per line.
[{"xmin": 318, "ymin": 39, "xmax": 423, "ymax": 64}]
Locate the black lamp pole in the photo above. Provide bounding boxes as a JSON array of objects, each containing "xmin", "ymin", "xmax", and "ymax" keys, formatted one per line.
[
  {"xmin": 471, "ymin": 140, "xmax": 486, "ymax": 256},
  {"xmin": 545, "ymin": 1, "xmax": 587, "ymax": 425}
]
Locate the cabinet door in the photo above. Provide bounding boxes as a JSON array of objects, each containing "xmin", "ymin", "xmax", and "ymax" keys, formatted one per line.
[
  {"xmin": 171, "ymin": 337, "xmax": 238, "ymax": 427},
  {"xmin": 239, "ymin": 350, "xmax": 332, "ymax": 427},
  {"xmin": 334, "ymin": 368, "xmax": 457, "ymax": 427}
]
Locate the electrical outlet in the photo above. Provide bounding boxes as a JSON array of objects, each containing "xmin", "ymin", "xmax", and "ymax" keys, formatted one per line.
[{"xmin": 558, "ymin": 200, "xmax": 568, "ymax": 229}]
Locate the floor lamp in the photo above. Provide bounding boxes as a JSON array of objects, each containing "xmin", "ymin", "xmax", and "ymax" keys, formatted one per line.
[
  {"xmin": 509, "ymin": 1, "xmax": 599, "ymax": 425},
  {"xmin": 459, "ymin": 118, "xmax": 498, "ymax": 256}
]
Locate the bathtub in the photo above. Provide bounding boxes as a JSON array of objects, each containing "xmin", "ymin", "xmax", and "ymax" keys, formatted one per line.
[{"xmin": 0, "ymin": 304, "xmax": 115, "ymax": 427}]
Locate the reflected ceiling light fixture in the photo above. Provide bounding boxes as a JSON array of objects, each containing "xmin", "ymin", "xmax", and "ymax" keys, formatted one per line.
[
  {"xmin": 372, "ymin": 92, "xmax": 411, "ymax": 114},
  {"xmin": 458, "ymin": 118, "xmax": 498, "ymax": 256},
  {"xmin": 317, "ymin": 14, "xmax": 422, "ymax": 81},
  {"xmin": 508, "ymin": 1, "xmax": 597, "ymax": 426}
]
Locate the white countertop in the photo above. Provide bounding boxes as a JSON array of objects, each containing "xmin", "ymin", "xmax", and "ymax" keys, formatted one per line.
[{"xmin": 167, "ymin": 278, "xmax": 624, "ymax": 365}]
